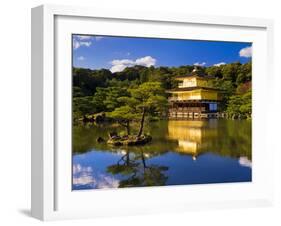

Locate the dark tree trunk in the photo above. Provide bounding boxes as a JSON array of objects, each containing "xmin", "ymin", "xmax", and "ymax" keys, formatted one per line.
[
  {"xmin": 119, "ymin": 120, "xmax": 130, "ymax": 136},
  {"xmin": 141, "ymin": 152, "xmax": 147, "ymax": 175},
  {"xmin": 137, "ymin": 108, "xmax": 146, "ymax": 137},
  {"xmin": 126, "ymin": 121, "xmax": 130, "ymax": 135},
  {"xmin": 141, "ymin": 152, "xmax": 147, "ymax": 168},
  {"xmin": 126, "ymin": 151, "xmax": 130, "ymax": 166}
]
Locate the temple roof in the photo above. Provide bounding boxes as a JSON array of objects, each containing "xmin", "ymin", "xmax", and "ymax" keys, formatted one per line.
[
  {"xmin": 167, "ymin": 86, "xmax": 221, "ymax": 93},
  {"xmin": 175, "ymin": 67, "xmax": 214, "ymax": 80}
]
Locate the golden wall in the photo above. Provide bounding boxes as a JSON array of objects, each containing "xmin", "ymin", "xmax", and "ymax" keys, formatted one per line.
[
  {"xmin": 180, "ymin": 77, "xmax": 208, "ymax": 88},
  {"xmin": 172, "ymin": 89, "xmax": 219, "ymax": 101}
]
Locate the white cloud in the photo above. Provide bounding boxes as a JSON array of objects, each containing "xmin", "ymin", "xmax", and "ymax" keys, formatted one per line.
[
  {"xmin": 73, "ymin": 175, "xmax": 95, "ymax": 185},
  {"xmin": 110, "ymin": 64, "xmax": 128, "ymax": 73},
  {"xmin": 111, "ymin": 59, "xmax": 135, "ymax": 66},
  {"xmin": 72, "ymin": 164, "xmax": 119, "ymax": 189},
  {"xmin": 76, "ymin": 35, "xmax": 92, "ymax": 40},
  {"xmin": 77, "ymin": 56, "xmax": 85, "ymax": 61},
  {"xmin": 135, "ymin": 56, "xmax": 156, "ymax": 67},
  {"xmin": 110, "ymin": 59, "xmax": 135, "ymax": 73},
  {"xmin": 73, "ymin": 39, "xmax": 80, "ymax": 49},
  {"xmin": 193, "ymin": 62, "xmax": 206, "ymax": 67},
  {"xmin": 73, "ymin": 35, "xmax": 105, "ymax": 50},
  {"xmin": 239, "ymin": 157, "xmax": 252, "ymax": 168},
  {"xmin": 239, "ymin": 46, "xmax": 252, "ymax": 58},
  {"xmin": 95, "ymin": 36, "xmax": 104, "ymax": 41},
  {"xmin": 76, "ymin": 35, "xmax": 104, "ymax": 41},
  {"xmin": 110, "ymin": 56, "xmax": 156, "ymax": 73},
  {"xmin": 73, "ymin": 164, "xmax": 92, "ymax": 174},
  {"xmin": 213, "ymin": 62, "xmax": 226, "ymax": 67},
  {"xmin": 96, "ymin": 175, "xmax": 119, "ymax": 189},
  {"xmin": 73, "ymin": 39, "xmax": 92, "ymax": 50}
]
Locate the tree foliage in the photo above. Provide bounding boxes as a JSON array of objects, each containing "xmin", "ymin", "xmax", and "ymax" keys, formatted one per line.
[
  {"xmin": 73, "ymin": 61, "xmax": 252, "ymax": 122},
  {"xmin": 108, "ymin": 82, "xmax": 168, "ymax": 136},
  {"xmin": 226, "ymin": 89, "xmax": 252, "ymax": 119}
]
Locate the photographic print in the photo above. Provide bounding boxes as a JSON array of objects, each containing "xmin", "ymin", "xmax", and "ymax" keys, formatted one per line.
[{"xmin": 72, "ymin": 35, "xmax": 252, "ymax": 190}]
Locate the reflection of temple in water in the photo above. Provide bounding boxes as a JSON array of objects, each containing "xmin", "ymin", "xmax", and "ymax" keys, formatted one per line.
[{"xmin": 167, "ymin": 120, "xmax": 218, "ymax": 159}]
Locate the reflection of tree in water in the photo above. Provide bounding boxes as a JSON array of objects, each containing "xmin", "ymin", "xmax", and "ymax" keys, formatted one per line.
[{"xmin": 107, "ymin": 150, "xmax": 168, "ymax": 187}]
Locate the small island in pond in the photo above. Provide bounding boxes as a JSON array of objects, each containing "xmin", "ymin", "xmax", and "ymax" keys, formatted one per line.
[{"xmin": 72, "ymin": 35, "xmax": 252, "ymax": 190}]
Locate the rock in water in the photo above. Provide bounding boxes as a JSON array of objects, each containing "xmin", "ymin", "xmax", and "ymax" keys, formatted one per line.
[
  {"xmin": 96, "ymin": 137, "xmax": 105, "ymax": 143},
  {"xmin": 108, "ymin": 131, "xmax": 118, "ymax": 139},
  {"xmin": 107, "ymin": 135, "xmax": 152, "ymax": 146}
]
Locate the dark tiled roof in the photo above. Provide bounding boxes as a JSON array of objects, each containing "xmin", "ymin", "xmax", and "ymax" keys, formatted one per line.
[
  {"xmin": 175, "ymin": 73, "xmax": 214, "ymax": 79},
  {"xmin": 167, "ymin": 86, "xmax": 222, "ymax": 92},
  {"xmin": 175, "ymin": 68, "xmax": 215, "ymax": 79}
]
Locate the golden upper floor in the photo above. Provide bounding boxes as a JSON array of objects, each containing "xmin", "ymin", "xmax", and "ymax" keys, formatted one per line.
[
  {"xmin": 175, "ymin": 67, "xmax": 214, "ymax": 88},
  {"xmin": 168, "ymin": 88, "xmax": 221, "ymax": 101},
  {"xmin": 176, "ymin": 76, "xmax": 209, "ymax": 88},
  {"xmin": 167, "ymin": 68, "xmax": 221, "ymax": 101}
]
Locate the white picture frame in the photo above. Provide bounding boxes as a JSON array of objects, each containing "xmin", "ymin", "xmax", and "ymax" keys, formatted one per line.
[{"xmin": 31, "ymin": 4, "xmax": 274, "ymax": 221}]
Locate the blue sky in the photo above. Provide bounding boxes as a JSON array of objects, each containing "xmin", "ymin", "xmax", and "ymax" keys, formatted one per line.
[{"xmin": 72, "ymin": 34, "xmax": 252, "ymax": 72}]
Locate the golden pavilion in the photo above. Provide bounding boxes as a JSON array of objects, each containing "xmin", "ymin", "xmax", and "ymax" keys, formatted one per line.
[{"xmin": 167, "ymin": 67, "xmax": 221, "ymax": 119}]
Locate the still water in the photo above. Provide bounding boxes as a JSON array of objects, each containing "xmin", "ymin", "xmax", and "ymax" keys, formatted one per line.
[{"xmin": 72, "ymin": 119, "xmax": 252, "ymax": 190}]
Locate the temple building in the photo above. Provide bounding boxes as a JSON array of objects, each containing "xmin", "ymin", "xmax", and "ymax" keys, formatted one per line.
[{"xmin": 166, "ymin": 67, "xmax": 221, "ymax": 119}]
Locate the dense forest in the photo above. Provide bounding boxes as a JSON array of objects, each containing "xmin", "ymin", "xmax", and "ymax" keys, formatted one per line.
[{"xmin": 73, "ymin": 61, "xmax": 252, "ymax": 125}]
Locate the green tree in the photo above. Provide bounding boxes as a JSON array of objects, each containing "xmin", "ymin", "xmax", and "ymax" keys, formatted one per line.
[
  {"xmin": 73, "ymin": 96, "xmax": 95, "ymax": 120},
  {"xmin": 73, "ymin": 68, "xmax": 112, "ymax": 96},
  {"xmin": 73, "ymin": 86, "xmax": 84, "ymax": 97},
  {"xmin": 129, "ymin": 82, "xmax": 168, "ymax": 137},
  {"xmin": 205, "ymin": 66, "xmax": 223, "ymax": 78},
  {"xmin": 221, "ymin": 62, "xmax": 241, "ymax": 83},
  {"xmin": 236, "ymin": 72, "xmax": 247, "ymax": 85},
  {"xmin": 92, "ymin": 87, "xmax": 107, "ymax": 113},
  {"xmin": 240, "ymin": 90, "xmax": 252, "ymax": 118},
  {"xmin": 226, "ymin": 89, "xmax": 251, "ymax": 119},
  {"xmin": 109, "ymin": 82, "xmax": 168, "ymax": 137},
  {"xmin": 226, "ymin": 95, "xmax": 243, "ymax": 118},
  {"xmin": 107, "ymin": 106, "xmax": 135, "ymax": 135},
  {"xmin": 104, "ymin": 87, "xmax": 129, "ymax": 111}
]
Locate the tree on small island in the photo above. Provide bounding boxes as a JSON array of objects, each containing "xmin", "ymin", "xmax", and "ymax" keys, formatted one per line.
[
  {"xmin": 107, "ymin": 82, "xmax": 168, "ymax": 145},
  {"xmin": 108, "ymin": 105, "xmax": 135, "ymax": 136}
]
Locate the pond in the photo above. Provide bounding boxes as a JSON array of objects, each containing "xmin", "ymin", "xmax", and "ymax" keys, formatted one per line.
[{"xmin": 72, "ymin": 119, "xmax": 252, "ymax": 190}]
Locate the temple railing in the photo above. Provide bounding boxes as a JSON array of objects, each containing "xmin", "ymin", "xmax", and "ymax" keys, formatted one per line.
[
  {"xmin": 168, "ymin": 97, "xmax": 219, "ymax": 102},
  {"xmin": 168, "ymin": 97, "xmax": 200, "ymax": 101},
  {"xmin": 169, "ymin": 107, "xmax": 207, "ymax": 113}
]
